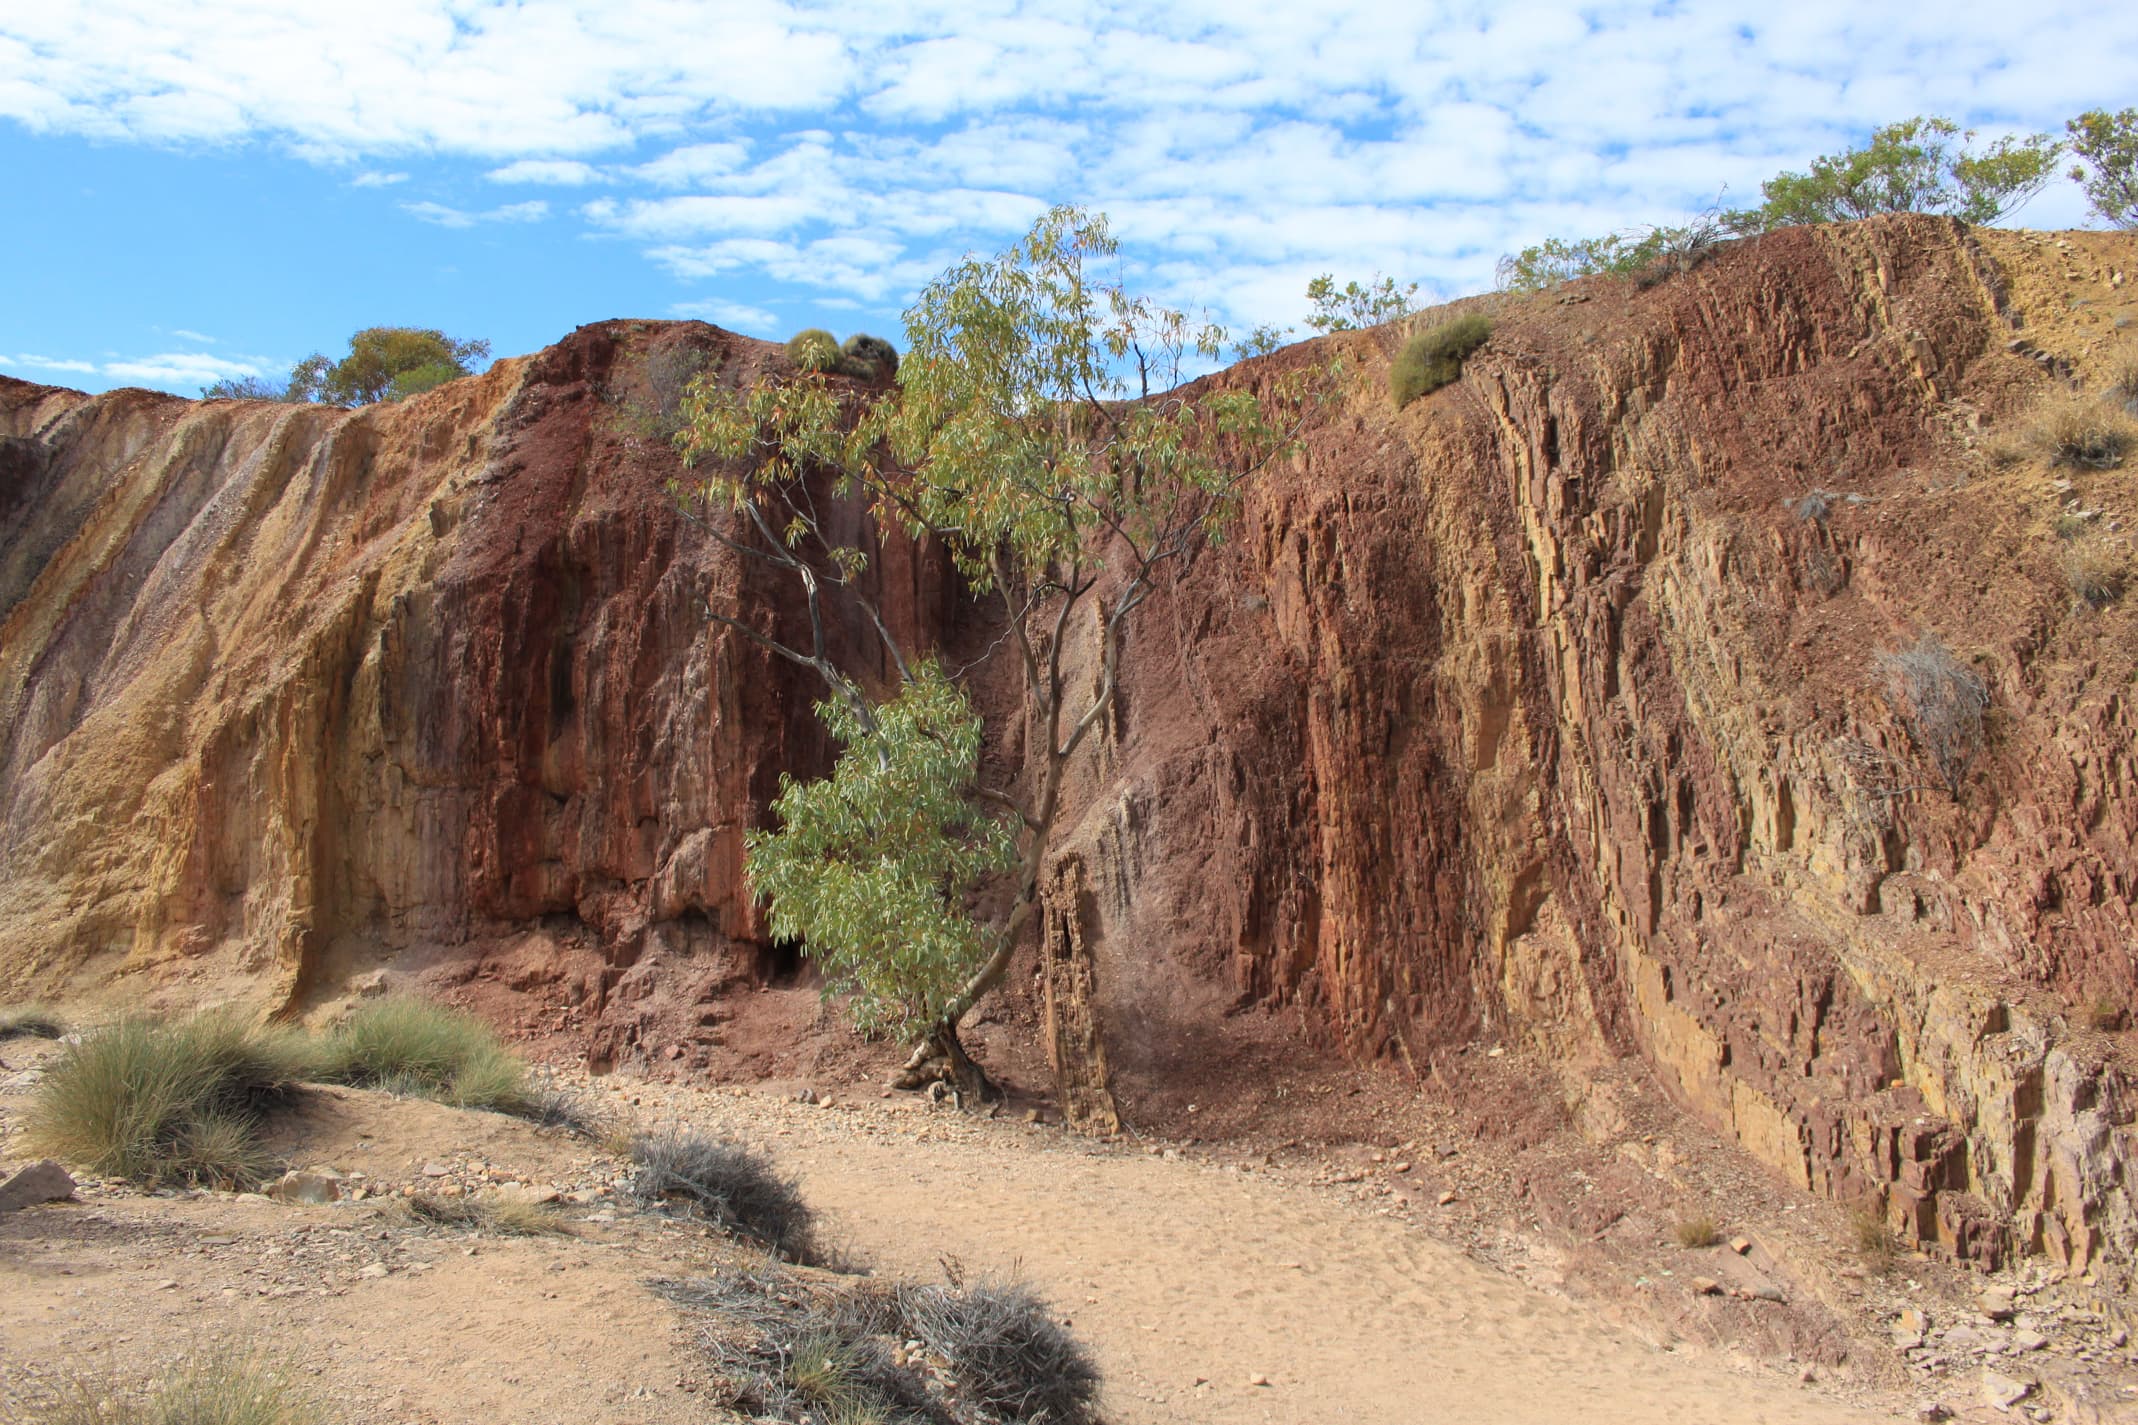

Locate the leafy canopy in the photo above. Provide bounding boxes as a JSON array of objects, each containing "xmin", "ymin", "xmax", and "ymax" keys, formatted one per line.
[
  {"xmin": 1750, "ymin": 116, "xmax": 2060, "ymax": 228},
  {"xmin": 286, "ymin": 327, "xmax": 491, "ymax": 406},
  {"xmin": 679, "ymin": 205, "xmax": 1311, "ymax": 1045},
  {"xmin": 2068, "ymin": 109, "xmax": 2138, "ymax": 230},
  {"xmin": 686, "ymin": 205, "xmax": 1301, "ymax": 598},
  {"xmin": 1303, "ymin": 273, "xmax": 1419, "ymax": 334},
  {"xmin": 746, "ymin": 665, "xmax": 1016, "ymax": 1039}
]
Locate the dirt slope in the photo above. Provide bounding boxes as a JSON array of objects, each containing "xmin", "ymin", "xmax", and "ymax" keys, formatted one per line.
[{"xmin": 2, "ymin": 1038, "xmax": 1928, "ymax": 1425}]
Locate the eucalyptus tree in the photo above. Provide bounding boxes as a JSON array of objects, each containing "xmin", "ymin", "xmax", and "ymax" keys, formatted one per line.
[{"xmin": 676, "ymin": 206, "xmax": 1312, "ymax": 1100}]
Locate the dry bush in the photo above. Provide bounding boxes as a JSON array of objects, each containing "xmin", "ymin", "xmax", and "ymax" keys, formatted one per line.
[
  {"xmin": 25, "ymin": 1014, "xmax": 306, "ymax": 1187},
  {"xmin": 1879, "ymin": 633, "xmax": 1990, "ymax": 795},
  {"xmin": 902, "ymin": 1274, "xmax": 1101, "ymax": 1424},
  {"xmin": 1673, "ymin": 1216, "xmax": 1722, "ymax": 1249},
  {"xmin": 1850, "ymin": 1208, "xmax": 1898, "ymax": 1273},
  {"xmin": 2028, "ymin": 394, "xmax": 2138, "ymax": 469},
  {"xmin": 655, "ymin": 1259, "xmax": 1101, "ymax": 1425},
  {"xmin": 2061, "ymin": 536, "xmax": 2129, "ymax": 608},
  {"xmin": 0, "ymin": 1003, "xmax": 65, "ymax": 1040},
  {"xmin": 385, "ymin": 1191, "xmax": 571, "ymax": 1237},
  {"xmin": 629, "ymin": 1131, "xmax": 819, "ymax": 1262},
  {"xmin": 2106, "ymin": 345, "xmax": 2138, "ymax": 411}
]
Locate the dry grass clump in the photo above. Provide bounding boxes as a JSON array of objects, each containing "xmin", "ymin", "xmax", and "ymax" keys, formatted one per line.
[
  {"xmin": 1673, "ymin": 1216, "xmax": 1722, "ymax": 1249},
  {"xmin": 0, "ymin": 1003, "xmax": 66, "ymax": 1040},
  {"xmin": 2028, "ymin": 394, "xmax": 2138, "ymax": 469},
  {"xmin": 311, "ymin": 996, "xmax": 535, "ymax": 1117},
  {"xmin": 1390, "ymin": 313, "xmax": 1492, "ymax": 409},
  {"xmin": 655, "ymin": 1259, "xmax": 1101, "ymax": 1425},
  {"xmin": 1879, "ymin": 633, "xmax": 1990, "ymax": 796},
  {"xmin": 24, "ymin": 1346, "xmax": 328, "ymax": 1425},
  {"xmin": 1851, "ymin": 1207, "xmax": 1898, "ymax": 1273},
  {"xmin": 629, "ymin": 1131, "xmax": 819, "ymax": 1262},
  {"xmin": 24, "ymin": 1014, "xmax": 307, "ymax": 1187},
  {"xmin": 2061, "ymin": 536, "xmax": 2129, "ymax": 609},
  {"xmin": 2106, "ymin": 345, "xmax": 2138, "ymax": 412},
  {"xmin": 384, "ymin": 1191, "xmax": 572, "ymax": 1237}
]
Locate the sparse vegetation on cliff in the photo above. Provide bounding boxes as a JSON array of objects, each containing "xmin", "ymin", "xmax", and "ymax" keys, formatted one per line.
[
  {"xmin": 1879, "ymin": 634, "xmax": 1990, "ymax": 797},
  {"xmin": 2029, "ymin": 393, "xmax": 2138, "ymax": 470},
  {"xmin": 2061, "ymin": 536, "xmax": 2129, "ymax": 609},
  {"xmin": 1305, "ymin": 273, "xmax": 1419, "ymax": 333},
  {"xmin": 1390, "ymin": 313, "xmax": 1491, "ymax": 408},
  {"xmin": 784, "ymin": 328, "xmax": 842, "ymax": 372},
  {"xmin": 25, "ymin": 1014, "xmax": 307, "ymax": 1187},
  {"xmin": 1499, "ymin": 113, "xmax": 2062, "ymax": 290},
  {"xmin": 285, "ymin": 328, "xmax": 490, "ymax": 406}
]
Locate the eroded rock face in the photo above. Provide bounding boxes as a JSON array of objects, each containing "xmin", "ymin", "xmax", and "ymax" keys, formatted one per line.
[
  {"xmin": 1048, "ymin": 218, "xmax": 2138, "ymax": 1275},
  {"xmin": 1, "ymin": 218, "xmax": 2133, "ymax": 1273},
  {"xmin": 0, "ymin": 325, "xmax": 948, "ymax": 1068}
]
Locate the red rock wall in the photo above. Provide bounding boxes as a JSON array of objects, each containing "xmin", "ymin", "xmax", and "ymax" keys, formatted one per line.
[
  {"xmin": 2, "ymin": 218, "xmax": 2133, "ymax": 1272},
  {"xmin": 1051, "ymin": 218, "xmax": 2138, "ymax": 1273}
]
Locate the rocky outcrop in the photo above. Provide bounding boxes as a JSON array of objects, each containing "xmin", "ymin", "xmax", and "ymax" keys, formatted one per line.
[
  {"xmin": 0, "ymin": 326, "xmax": 948, "ymax": 1067},
  {"xmin": 1046, "ymin": 218, "xmax": 2138, "ymax": 1276},
  {"xmin": 2, "ymin": 218, "xmax": 2134, "ymax": 1275}
]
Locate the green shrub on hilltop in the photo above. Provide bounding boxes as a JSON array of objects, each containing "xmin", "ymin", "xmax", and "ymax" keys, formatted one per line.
[
  {"xmin": 785, "ymin": 328, "xmax": 843, "ymax": 372},
  {"xmin": 2068, "ymin": 109, "xmax": 2138, "ymax": 229},
  {"xmin": 1390, "ymin": 313, "xmax": 1491, "ymax": 409},
  {"xmin": 841, "ymin": 332, "xmax": 899, "ymax": 380}
]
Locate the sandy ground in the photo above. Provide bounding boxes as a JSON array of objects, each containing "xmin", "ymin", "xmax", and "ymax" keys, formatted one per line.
[{"xmin": 0, "ymin": 1032, "xmax": 1952, "ymax": 1425}]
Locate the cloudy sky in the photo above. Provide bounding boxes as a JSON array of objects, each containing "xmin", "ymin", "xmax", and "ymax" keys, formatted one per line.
[{"xmin": 3, "ymin": 2, "xmax": 2133, "ymax": 395}]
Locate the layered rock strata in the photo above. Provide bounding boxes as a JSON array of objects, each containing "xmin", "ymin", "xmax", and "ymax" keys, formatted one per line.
[{"xmin": 2, "ymin": 217, "xmax": 2132, "ymax": 1273}]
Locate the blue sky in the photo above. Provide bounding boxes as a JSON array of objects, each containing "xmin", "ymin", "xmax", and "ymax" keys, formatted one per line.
[{"xmin": 3, "ymin": 1, "xmax": 2134, "ymax": 396}]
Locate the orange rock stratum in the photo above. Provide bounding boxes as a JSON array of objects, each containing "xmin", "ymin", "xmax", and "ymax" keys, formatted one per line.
[{"xmin": 3, "ymin": 216, "xmax": 2134, "ymax": 1275}]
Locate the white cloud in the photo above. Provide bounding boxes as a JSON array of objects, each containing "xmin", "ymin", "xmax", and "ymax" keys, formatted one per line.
[
  {"xmin": 486, "ymin": 158, "xmax": 606, "ymax": 185},
  {"xmin": 3, "ymin": 353, "xmax": 98, "ymax": 374},
  {"xmin": 4, "ymin": 2, "xmax": 2136, "ymax": 334},
  {"xmin": 402, "ymin": 198, "xmax": 550, "ymax": 228},
  {"xmin": 168, "ymin": 328, "xmax": 216, "ymax": 343},
  {"xmin": 669, "ymin": 298, "xmax": 779, "ymax": 332}
]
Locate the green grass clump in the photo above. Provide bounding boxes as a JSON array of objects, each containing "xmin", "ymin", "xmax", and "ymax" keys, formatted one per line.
[
  {"xmin": 785, "ymin": 328, "xmax": 842, "ymax": 372},
  {"xmin": 0, "ymin": 1003, "xmax": 66, "ymax": 1040},
  {"xmin": 312, "ymin": 996, "xmax": 531, "ymax": 1115},
  {"xmin": 1390, "ymin": 313, "xmax": 1492, "ymax": 409},
  {"xmin": 24, "ymin": 1014, "xmax": 307, "ymax": 1187},
  {"xmin": 30, "ymin": 1346, "xmax": 328, "ymax": 1425}
]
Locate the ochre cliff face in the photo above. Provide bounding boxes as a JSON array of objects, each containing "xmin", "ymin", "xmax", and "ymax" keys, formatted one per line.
[
  {"xmin": 2, "ymin": 218, "xmax": 2133, "ymax": 1274},
  {"xmin": 0, "ymin": 326, "xmax": 947, "ymax": 1067}
]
